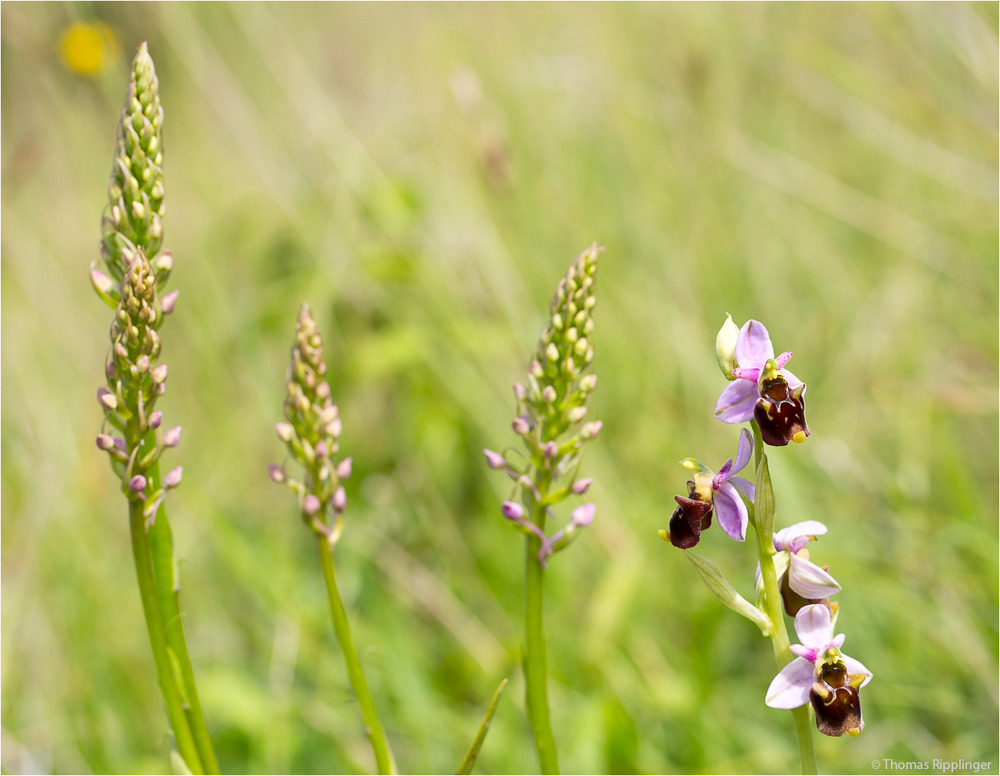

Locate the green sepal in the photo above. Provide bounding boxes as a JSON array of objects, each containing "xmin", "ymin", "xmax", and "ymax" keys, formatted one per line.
[
  {"xmin": 685, "ymin": 551, "xmax": 772, "ymax": 636},
  {"xmin": 754, "ymin": 452, "xmax": 776, "ymax": 542}
]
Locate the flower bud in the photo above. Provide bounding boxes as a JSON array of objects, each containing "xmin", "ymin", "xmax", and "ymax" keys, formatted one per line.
[
  {"xmin": 98, "ymin": 387, "xmax": 118, "ymax": 411},
  {"xmin": 302, "ymin": 494, "xmax": 321, "ymax": 516},
  {"xmin": 160, "ymin": 289, "xmax": 179, "ymax": 314},
  {"xmin": 716, "ymin": 313, "xmax": 740, "ymax": 381},
  {"xmin": 571, "ymin": 477, "xmax": 594, "ymax": 495},
  {"xmin": 275, "ymin": 422, "xmax": 294, "ymax": 442},
  {"xmin": 512, "ymin": 416, "xmax": 530, "ymax": 436},
  {"xmin": 150, "ymin": 364, "xmax": 168, "ymax": 384},
  {"xmin": 96, "ymin": 434, "xmax": 118, "ymax": 451},
  {"xmin": 268, "ymin": 464, "xmax": 286, "ymax": 484},
  {"xmin": 163, "ymin": 426, "xmax": 182, "ymax": 447},
  {"xmin": 581, "ymin": 420, "xmax": 603, "ymax": 440},
  {"xmin": 543, "ymin": 441, "xmax": 558, "ymax": 458},
  {"xmin": 570, "ymin": 503, "xmax": 595, "ymax": 527},
  {"xmin": 483, "ymin": 449, "xmax": 507, "ymax": 470},
  {"xmin": 336, "ymin": 457, "xmax": 353, "ymax": 479},
  {"xmin": 163, "ymin": 466, "xmax": 183, "ymax": 488},
  {"xmin": 148, "ymin": 411, "xmax": 163, "ymax": 429},
  {"xmin": 332, "ymin": 485, "xmax": 347, "ymax": 513},
  {"xmin": 501, "ymin": 501, "xmax": 525, "ymax": 521},
  {"xmin": 129, "ymin": 474, "xmax": 147, "ymax": 493},
  {"xmin": 567, "ymin": 406, "xmax": 587, "ymax": 423},
  {"xmin": 513, "ymin": 382, "xmax": 528, "ymax": 402},
  {"xmin": 542, "ymin": 385, "xmax": 557, "ymax": 403}
]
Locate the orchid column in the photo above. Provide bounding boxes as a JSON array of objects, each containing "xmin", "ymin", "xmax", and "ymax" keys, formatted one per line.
[
  {"xmin": 660, "ymin": 316, "xmax": 872, "ymax": 774},
  {"xmin": 484, "ymin": 244, "xmax": 602, "ymax": 774}
]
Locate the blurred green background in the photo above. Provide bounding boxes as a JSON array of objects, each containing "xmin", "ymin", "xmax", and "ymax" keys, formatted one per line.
[{"xmin": 2, "ymin": 3, "xmax": 997, "ymax": 774}]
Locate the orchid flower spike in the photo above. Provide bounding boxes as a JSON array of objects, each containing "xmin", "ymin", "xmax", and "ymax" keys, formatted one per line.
[
  {"xmin": 665, "ymin": 428, "xmax": 755, "ymax": 549},
  {"xmin": 765, "ymin": 605, "xmax": 872, "ymax": 737},
  {"xmin": 757, "ymin": 521, "xmax": 842, "ymax": 616},
  {"xmin": 714, "ymin": 319, "xmax": 810, "ymax": 446}
]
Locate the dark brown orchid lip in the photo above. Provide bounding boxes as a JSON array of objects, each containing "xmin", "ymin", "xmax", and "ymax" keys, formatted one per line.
[{"xmin": 755, "ymin": 376, "xmax": 810, "ymax": 447}]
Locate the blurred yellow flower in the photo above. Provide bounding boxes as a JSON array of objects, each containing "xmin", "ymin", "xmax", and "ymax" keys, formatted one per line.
[{"xmin": 59, "ymin": 21, "xmax": 119, "ymax": 76}]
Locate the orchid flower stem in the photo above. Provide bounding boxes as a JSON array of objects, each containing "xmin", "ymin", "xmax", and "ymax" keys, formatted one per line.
[
  {"xmin": 317, "ymin": 535, "xmax": 395, "ymax": 775},
  {"xmin": 523, "ymin": 471, "xmax": 560, "ymax": 774},
  {"xmin": 750, "ymin": 421, "xmax": 817, "ymax": 775},
  {"xmin": 128, "ymin": 498, "xmax": 204, "ymax": 775},
  {"xmin": 146, "ymin": 461, "xmax": 219, "ymax": 775}
]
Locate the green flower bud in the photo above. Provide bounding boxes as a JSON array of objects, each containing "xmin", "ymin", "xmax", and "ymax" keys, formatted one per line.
[{"xmin": 716, "ymin": 313, "xmax": 740, "ymax": 380}]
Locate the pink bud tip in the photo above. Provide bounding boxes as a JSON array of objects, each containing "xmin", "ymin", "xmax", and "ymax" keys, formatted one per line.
[
  {"xmin": 151, "ymin": 364, "xmax": 168, "ymax": 384},
  {"xmin": 98, "ymin": 387, "xmax": 118, "ymax": 411},
  {"xmin": 512, "ymin": 417, "xmax": 530, "ymax": 435},
  {"xmin": 267, "ymin": 464, "xmax": 286, "ymax": 484},
  {"xmin": 483, "ymin": 449, "xmax": 507, "ymax": 470},
  {"xmin": 570, "ymin": 503, "xmax": 596, "ymax": 527},
  {"xmin": 91, "ymin": 268, "xmax": 114, "ymax": 294},
  {"xmin": 276, "ymin": 423, "xmax": 294, "ymax": 442},
  {"xmin": 332, "ymin": 485, "xmax": 347, "ymax": 512},
  {"xmin": 315, "ymin": 440, "xmax": 329, "ymax": 458},
  {"xmin": 302, "ymin": 494, "xmax": 321, "ymax": 516},
  {"xmin": 136, "ymin": 355, "xmax": 150, "ymax": 372},
  {"xmin": 163, "ymin": 426, "xmax": 182, "ymax": 447},
  {"xmin": 543, "ymin": 441, "xmax": 558, "ymax": 458},
  {"xmin": 513, "ymin": 382, "xmax": 528, "ymax": 402},
  {"xmin": 129, "ymin": 475, "xmax": 147, "ymax": 493},
  {"xmin": 581, "ymin": 420, "xmax": 603, "ymax": 439},
  {"xmin": 336, "ymin": 457, "xmax": 353, "ymax": 479},
  {"xmin": 161, "ymin": 290, "xmax": 179, "ymax": 314},
  {"xmin": 571, "ymin": 478, "xmax": 594, "ymax": 495},
  {"xmin": 148, "ymin": 411, "xmax": 163, "ymax": 429},
  {"xmin": 501, "ymin": 501, "xmax": 525, "ymax": 521},
  {"xmin": 96, "ymin": 434, "xmax": 116, "ymax": 451},
  {"xmin": 164, "ymin": 466, "xmax": 183, "ymax": 488}
]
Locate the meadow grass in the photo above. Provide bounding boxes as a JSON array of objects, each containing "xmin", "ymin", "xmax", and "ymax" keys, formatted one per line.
[{"xmin": 2, "ymin": 3, "xmax": 997, "ymax": 773}]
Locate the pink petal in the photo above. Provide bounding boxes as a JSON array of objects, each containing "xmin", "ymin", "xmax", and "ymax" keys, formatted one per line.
[
  {"xmin": 774, "ymin": 521, "xmax": 828, "ymax": 551},
  {"xmin": 788, "ymin": 554, "xmax": 842, "ymax": 598},
  {"xmin": 733, "ymin": 428, "xmax": 753, "ymax": 473},
  {"xmin": 765, "ymin": 657, "xmax": 813, "ymax": 709},
  {"xmin": 735, "ymin": 320, "xmax": 775, "ymax": 368},
  {"xmin": 793, "ymin": 604, "xmax": 834, "ymax": 648},
  {"xmin": 714, "ymin": 482, "xmax": 748, "ymax": 542},
  {"xmin": 714, "ymin": 380, "xmax": 757, "ymax": 423},
  {"xmin": 731, "ymin": 476, "xmax": 755, "ymax": 502}
]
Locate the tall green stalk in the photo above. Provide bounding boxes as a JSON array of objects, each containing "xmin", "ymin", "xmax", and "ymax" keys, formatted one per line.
[
  {"xmin": 317, "ymin": 537, "xmax": 395, "ymax": 775},
  {"xmin": 524, "ymin": 480, "xmax": 559, "ymax": 774},
  {"xmin": 129, "ymin": 499, "xmax": 203, "ymax": 774},
  {"xmin": 751, "ymin": 421, "xmax": 817, "ymax": 776}
]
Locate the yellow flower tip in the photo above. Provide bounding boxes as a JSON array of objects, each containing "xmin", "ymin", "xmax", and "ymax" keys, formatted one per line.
[
  {"xmin": 681, "ymin": 459, "xmax": 697, "ymax": 471},
  {"xmin": 792, "ymin": 430, "xmax": 807, "ymax": 444},
  {"xmin": 847, "ymin": 727, "xmax": 861, "ymax": 738},
  {"xmin": 657, "ymin": 529, "xmax": 671, "ymax": 543},
  {"xmin": 59, "ymin": 21, "xmax": 119, "ymax": 77}
]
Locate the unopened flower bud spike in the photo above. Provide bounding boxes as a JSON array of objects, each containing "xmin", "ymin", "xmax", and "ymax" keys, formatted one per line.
[
  {"xmin": 92, "ymin": 43, "xmax": 217, "ymax": 776},
  {"xmin": 269, "ymin": 304, "xmax": 394, "ymax": 775},
  {"xmin": 483, "ymin": 244, "xmax": 603, "ymax": 774}
]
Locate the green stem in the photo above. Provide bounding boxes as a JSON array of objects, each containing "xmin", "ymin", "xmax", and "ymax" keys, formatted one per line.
[
  {"xmin": 129, "ymin": 500, "xmax": 204, "ymax": 774},
  {"xmin": 317, "ymin": 536, "xmax": 395, "ymax": 775},
  {"xmin": 146, "ymin": 461, "xmax": 219, "ymax": 775},
  {"xmin": 523, "ymin": 473, "xmax": 559, "ymax": 774},
  {"xmin": 750, "ymin": 421, "xmax": 817, "ymax": 775}
]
